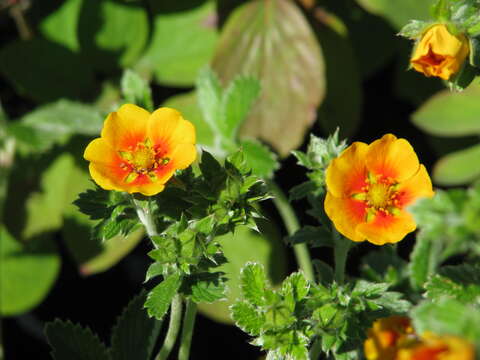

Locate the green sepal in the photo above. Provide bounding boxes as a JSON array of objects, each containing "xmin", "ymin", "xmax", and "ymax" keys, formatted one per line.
[
  {"xmin": 469, "ymin": 36, "xmax": 480, "ymax": 66},
  {"xmin": 448, "ymin": 62, "xmax": 478, "ymax": 91},
  {"xmin": 398, "ymin": 20, "xmax": 430, "ymax": 39}
]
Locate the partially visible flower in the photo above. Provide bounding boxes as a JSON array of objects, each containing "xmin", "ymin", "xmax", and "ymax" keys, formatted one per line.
[
  {"xmin": 84, "ymin": 104, "xmax": 196, "ymax": 196},
  {"xmin": 410, "ymin": 24, "xmax": 469, "ymax": 80},
  {"xmin": 397, "ymin": 333, "xmax": 475, "ymax": 360},
  {"xmin": 325, "ymin": 134, "xmax": 434, "ymax": 245},
  {"xmin": 364, "ymin": 316, "xmax": 416, "ymax": 360}
]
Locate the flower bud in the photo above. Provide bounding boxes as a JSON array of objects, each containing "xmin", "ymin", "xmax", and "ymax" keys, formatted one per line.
[{"xmin": 410, "ymin": 24, "xmax": 469, "ymax": 80}]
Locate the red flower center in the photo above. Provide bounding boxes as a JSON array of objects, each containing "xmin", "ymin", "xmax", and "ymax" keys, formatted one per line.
[
  {"xmin": 352, "ymin": 173, "xmax": 401, "ymax": 222},
  {"xmin": 118, "ymin": 138, "xmax": 170, "ymax": 183}
]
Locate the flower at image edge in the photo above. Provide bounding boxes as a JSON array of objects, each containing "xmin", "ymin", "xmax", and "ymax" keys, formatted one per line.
[
  {"xmin": 364, "ymin": 316, "xmax": 416, "ymax": 360},
  {"xmin": 396, "ymin": 332, "xmax": 475, "ymax": 360},
  {"xmin": 84, "ymin": 104, "xmax": 196, "ymax": 196},
  {"xmin": 410, "ymin": 24, "xmax": 469, "ymax": 80},
  {"xmin": 324, "ymin": 134, "xmax": 434, "ymax": 245}
]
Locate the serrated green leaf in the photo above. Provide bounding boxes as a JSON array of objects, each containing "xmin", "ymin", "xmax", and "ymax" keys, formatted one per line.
[
  {"xmin": 409, "ymin": 231, "xmax": 435, "ymax": 290},
  {"xmin": 221, "ymin": 76, "xmax": 261, "ymax": 141},
  {"xmin": 140, "ymin": 1, "xmax": 218, "ymax": 86},
  {"xmin": 411, "ymin": 298, "xmax": 480, "ymax": 341},
  {"xmin": 241, "ymin": 263, "xmax": 268, "ymax": 306},
  {"xmin": 145, "ymin": 273, "xmax": 182, "ymax": 320},
  {"xmin": 0, "ymin": 226, "xmax": 60, "ymax": 316},
  {"xmin": 196, "ymin": 67, "xmax": 223, "ymax": 136},
  {"xmin": 145, "ymin": 262, "xmax": 164, "ymax": 283},
  {"xmin": 231, "ymin": 301, "xmax": 264, "ymax": 336},
  {"xmin": 198, "ymin": 221, "xmax": 286, "ymax": 324},
  {"xmin": 241, "ymin": 139, "xmax": 279, "ymax": 179},
  {"xmin": 182, "ymin": 272, "xmax": 226, "ymax": 303},
  {"xmin": 433, "ymin": 143, "xmax": 480, "ymax": 185},
  {"xmin": 45, "ymin": 320, "xmax": 110, "ymax": 360},
  {"xmin": 120, "ymin": 70, "xmax": 153, "ymax": 111},
  {"xmin": 412, "ymin": 84, "xmax": 480, "ymax": 137},
  {"xmin": 212, "ymin": 0, "xmax": 325, "ymax": 156},
  {"xmin": 282, "ymin": 272, "xmax": 309, "ymax": 301},
  {"xmin": 8, "ymin": 100, "xmax": 103, "ymax": 153},
  {"xmin": 425, "ymin": 264, "xmax": 480, "ymax": 303},
  {"xmin": 352, "ymin": 280, "xmax": 389, "ymax": 297},
  {"xmin": 370, "ymin": 291, "xmax": 411, "ymax": 313},
  {"xmin": 110, "ymin": 290, "xmax": 162, "ymax": 360},
  {"xmin": 78, "ymin": 0, "xmax": 149, "ymax": 71}
]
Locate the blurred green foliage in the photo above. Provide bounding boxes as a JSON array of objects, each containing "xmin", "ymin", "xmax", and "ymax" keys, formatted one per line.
[{"xmin": 1, "ymin": 0, "xmax": 480, "ymax": 353}]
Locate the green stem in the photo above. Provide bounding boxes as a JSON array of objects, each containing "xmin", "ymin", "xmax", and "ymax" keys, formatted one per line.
[
  {"xmin": 133, "ymin": 197, "xmax": 158, "ymax": 238},
  {"xmin": 178, "ymin": 299, "xmax": 197, "ymax": 360},
  {"xmin": 268, "ymin": 181, "xmax": 315, "ymax": 282},
  {"xmin": 333, "ymin": 229, "xmax": 351, "ymax": 284},
  {"xmin": 156, "ymin": 294, "xmax": 183, "ymax": 360}
]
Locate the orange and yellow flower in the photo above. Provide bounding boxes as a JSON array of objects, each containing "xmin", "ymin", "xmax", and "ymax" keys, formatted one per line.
[
  {"xmin": 397, "ymin": 333, "xmax": 475, "ymax": 360},
  {"xmin": 364, "ymin": 316, "xmax": 416, "ymax": 360},
  {"xmin": 324, "ymin": 134, "xmax": 434, "ymax": 245},
  {"xmin": 410, "ymin": 24, "xmax": 469, "ymax": 80},
  {"xmin": 84, "ymin": 104, "xmax": 196, "ymax": 196}
]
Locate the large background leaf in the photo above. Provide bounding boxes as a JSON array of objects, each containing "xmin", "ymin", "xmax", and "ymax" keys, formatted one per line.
[
  {"xmin": 0, "ymin": 226, "xmax": 60, "ymax": 316},
  {"xmin": 412, "ymin": 84, "xmax": 480, "ymax": 137},
  {"xmin": 211, "ymin": 0, "xmax": 326, "ymax": 156},
  {"xmin": 78, "ymin": 0, "xmax": 149, "ymax": 71},
  {"xmin": 354, "ymin": 0, "xmax": 430, "ymax": 29},
  {"xmin": 139, "ymin": 0, "xmax": 218, "ymax": 87},
  {"xmin": 0, "ymin": 38, "xmax": 95, "ymax": 103}
]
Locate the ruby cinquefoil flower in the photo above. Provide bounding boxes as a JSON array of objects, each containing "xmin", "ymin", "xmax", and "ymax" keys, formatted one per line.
[
  {"xmin": 84, "ymin": 104, "xmax": 196, "ymax": 196},
  {"xmin": 324, "ymin": 134, "xmax": 434, "ymax": 245}
]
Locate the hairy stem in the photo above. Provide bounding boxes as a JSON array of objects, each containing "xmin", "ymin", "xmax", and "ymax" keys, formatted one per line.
[
  {"xmin": 178, "ymin": 299, "xmax": 197, "ymax": 360},
  {"xmin": 156, "ymin": 294, "xmax": 183, "ymax": 360},
  {"xmin": 268, "ymin": 181, "xmax": 315, "ymax": 282},
  {"xmin": 333, "ymin": 229, "xmax": 351, "ymax": 284},
  {"xmin": 133, "ymin": 197, "xmax": 158, "ymax": 238}
]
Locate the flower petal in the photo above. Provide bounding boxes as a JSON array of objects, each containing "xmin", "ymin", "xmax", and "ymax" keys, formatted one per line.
[
  {"xmin": 89, "ymin": 162, "xmax": 128, "ymax": 192},
  {"xmin": 101, "ymin": 104, "xmax": 150, "ymax": 149},
  {"xmin": 170, "ymin": 143, "xmax": 197, "ymax": 170},
  {"xmin": 326, "ymin": 141, "xmax": 369, "ymax": 198},
  {"xmin": 132, "ymin": 181, "xmax": 165, "ymax": 196},
  {"xmin": 356, "ymin": 210, "xmax": 416, "ymax": 245},
  {"xmin": 366, "ymin": 134, "xmax": 420, "ymax": 182},
  {"xmin": 84, "ymin": 138, "xmax": 118, "ymax": 164},
  {"xmin": 324, "ymin": 192, "xmax": 367, "ymax": 242},
  {"xmin": 396, "ymin": 164, "xmax": 434, "ymax": 207}
]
